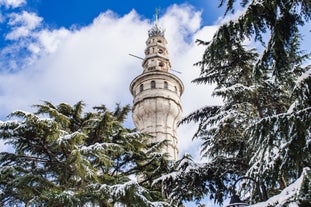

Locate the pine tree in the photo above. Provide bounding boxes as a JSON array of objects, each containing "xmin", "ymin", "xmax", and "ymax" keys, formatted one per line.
[
  {"xmin": 0, "ymin": 101, "xmax": 170, "ymax": 207},
  {"xmin": 157, "ymin": 0, "xmax": 311, "ymax": 206}
]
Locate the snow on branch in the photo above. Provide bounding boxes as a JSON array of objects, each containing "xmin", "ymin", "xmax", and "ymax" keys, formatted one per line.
[
  {"xmin": 250, "ymin": 167, "xmax": 311, "ymax": 207},
  {"xmin": 80, "ymin": 142, "xmax": 121, "ymax": 153}
]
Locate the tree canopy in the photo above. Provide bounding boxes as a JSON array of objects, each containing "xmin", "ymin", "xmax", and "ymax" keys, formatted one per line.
[
  {"xmin": 0, "ymin": 101, "xmax": 170, "ymax": 207},
  {"xmin": 156, "ymin": 0, "xmax": 311, "ymax": 206}
]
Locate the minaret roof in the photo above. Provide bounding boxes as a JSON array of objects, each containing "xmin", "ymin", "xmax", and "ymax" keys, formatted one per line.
[{"xmin": 148, "ymin": 24, "xmax": 165, "ymax": 37}]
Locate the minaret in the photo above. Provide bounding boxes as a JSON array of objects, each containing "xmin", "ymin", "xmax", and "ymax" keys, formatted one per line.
[{"xmin": 130, "ymin": 20, "xmax": 184, "ymax": 160}]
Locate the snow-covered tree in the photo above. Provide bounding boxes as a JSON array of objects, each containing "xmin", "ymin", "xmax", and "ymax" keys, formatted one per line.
[
  {"xmin": 0, "ymin": 101, "xmax": 170, "ymax": 207},
  {"xmin": 156, "ymin": 0, "xmax": 311, "ymax": 206}
]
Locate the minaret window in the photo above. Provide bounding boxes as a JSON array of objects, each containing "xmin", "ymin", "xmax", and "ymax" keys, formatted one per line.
[
  {"xmin": 157, "ymin": 40, "xmax": 162, "ymax": 43},
  {"xmin": 174, "ymin": 86, "xmax": 177, "ymax": 93},
  {"xmin": 151, "ymin": 81, "xmax": 156, "ymax": 89},
  {"xmin": 158, "ymin": 49, "xmax": 163, "ymax": 54},
  {"xmin": 164, "ymin": 81, "xmax": 168, "ymax": 89},
  {"xmin": 140, "ymin": 84, "xmax": 144, "ymax": 92},
  {"xmin": 159, "ymin": 62, "xmax": 164, "ymax": 67}
]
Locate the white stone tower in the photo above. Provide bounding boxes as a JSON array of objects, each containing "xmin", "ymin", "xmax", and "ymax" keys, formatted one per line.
[{"xmin": 130, "ymin": 22, "xmax": 184, "ymax": 160}]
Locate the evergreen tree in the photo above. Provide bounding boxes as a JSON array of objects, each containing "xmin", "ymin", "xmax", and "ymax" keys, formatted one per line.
[
  {"xmin": 0, "ymin": 101, "xmax": 170, "ymax": 207},
  {"xmin": 157, "ymin": 0, "xmax": 311, "ymax": 206}
]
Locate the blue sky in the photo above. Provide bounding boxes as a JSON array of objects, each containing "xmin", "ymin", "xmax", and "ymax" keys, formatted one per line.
[{"xmin": 30, "ymin": 0, "xmax": 223, "ymax": 26}]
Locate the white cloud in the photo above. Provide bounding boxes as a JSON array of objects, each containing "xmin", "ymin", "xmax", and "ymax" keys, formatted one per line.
[
  {"xmin": 6, "ymin": 11, "xmax": 42, "ymax": 40},
  {"xmin": 36, "ymin": 28, "xmax": 71, "ymax": 53},
  {"xmin": 0, "ymin": 5, "xmax": 220, "ymax": 158},
  {"xmin": 162, "ymin": 4, "xmax": 202, "ymax": 35},
  {"xmin": 0, "ymin": 0, "xmax": 25, "ymax": 8}
]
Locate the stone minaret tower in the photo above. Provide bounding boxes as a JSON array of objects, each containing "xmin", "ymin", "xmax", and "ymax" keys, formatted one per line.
[{"xmin": 130, "ymin": 22, "xmax": 184, "ymax": 160}]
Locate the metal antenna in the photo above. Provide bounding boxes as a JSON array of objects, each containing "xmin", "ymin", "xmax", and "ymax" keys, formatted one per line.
[
  {"xmin": 171, "ymin": 69, "xmax": 182, "ymax": 74},
  {"xmin": 129, "ymin": 54, "xmax": 144, "ymax": 60}
]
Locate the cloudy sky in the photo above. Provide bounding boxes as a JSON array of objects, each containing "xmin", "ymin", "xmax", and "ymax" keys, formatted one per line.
[{"xmin": 0, "ymin": 0, "xmax": 228, "ymax": 158}]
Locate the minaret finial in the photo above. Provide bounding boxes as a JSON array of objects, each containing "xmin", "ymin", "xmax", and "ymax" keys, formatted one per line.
[{"xmin": 155, "ymin": 8, "xmax": 159, "ymax": 25}]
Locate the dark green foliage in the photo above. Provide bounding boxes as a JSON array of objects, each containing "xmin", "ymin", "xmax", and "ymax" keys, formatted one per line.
[
  {"xmin": 155, "ymin": 155, "xmax": 249, "ymax": 206},
  {"xmin": 0, "ymin": 101, "xmax": 170, "ymax": 207},
  {"xmin": 160, "ymin": 0, "xmax": 311, "ymax": 205}
]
